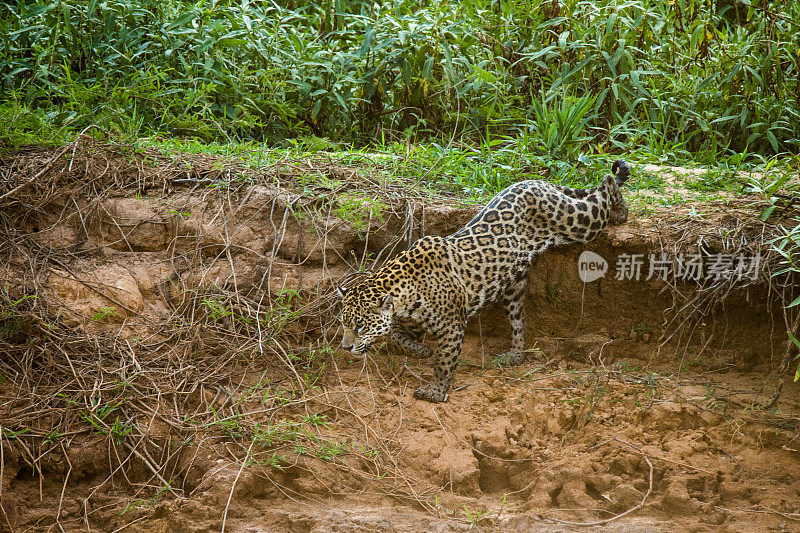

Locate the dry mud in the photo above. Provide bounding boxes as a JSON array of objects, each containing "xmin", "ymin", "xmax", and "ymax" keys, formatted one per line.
[{"xmin": 1, "ymin": 143, "xmax": 798, "ymax": 532}]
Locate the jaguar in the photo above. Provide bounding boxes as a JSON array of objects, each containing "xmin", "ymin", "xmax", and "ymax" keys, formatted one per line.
[{"xmin": 338, "ymin": 160, "xmax": 630, "ymax": 402}]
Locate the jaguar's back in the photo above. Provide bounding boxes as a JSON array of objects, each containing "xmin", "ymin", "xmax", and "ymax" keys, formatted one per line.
[{"xmin": 447, "ymin": 160, "xmax": 630, "ymax": 316}]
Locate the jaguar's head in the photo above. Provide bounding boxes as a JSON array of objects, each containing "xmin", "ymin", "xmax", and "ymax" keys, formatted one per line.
[{"xmin": 337, "ymin": 281, "xmax": 394, "ymax": 355}]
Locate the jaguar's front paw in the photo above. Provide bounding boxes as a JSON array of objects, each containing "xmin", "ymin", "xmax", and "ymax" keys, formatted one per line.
[{"xmin": 413, "ymin": 384, "xmax": 448, "ymax": 403}]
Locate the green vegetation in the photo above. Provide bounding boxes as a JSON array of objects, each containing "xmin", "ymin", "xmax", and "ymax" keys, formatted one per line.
[
  {"xmin": 685, "ymin": 168, "xmax": 740, "ymax": 193},
  {"xmin": 335, "ymin": 193, "xmax": 389, "ymax": 235},
  {"xmin": 199, "ymin": 288, "xmax": 299, "ymax": 334},
  {"xmin": 0, "ymin": 292, "xmax": 38, "ymax": 339},
  {"xmin": 91, "ymin": 306, "xmax": 118, "ymax": 322},
  {"xmin": 2, "ymin": 0, "xmax": 799, "ymax": 165},
  {"xmin": 211, "ymin": 406, "xmax": 351, "ymax": 463},
  {"xmin": 770, "ymin": 216, "xmax": 800, "ymax": 381},
  {"xmin": 79, "ymin": 401, "xmax": 134, "ymax": 444},
  {"xmin": 745, "ymin": 167, "xmax": 800, "ymax": 221},
  {"xmin": 121, "ymin": 486, "xmax": 171, "ymax": 516},
  {"xmin": 462, "ymin": 504, "xmax": 490, "ymax": 528}
]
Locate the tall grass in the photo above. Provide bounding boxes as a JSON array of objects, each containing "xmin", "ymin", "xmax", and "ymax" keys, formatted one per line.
[{"xmin": 1, "ymin": 0, "xmax": 799, "ymax": 160}]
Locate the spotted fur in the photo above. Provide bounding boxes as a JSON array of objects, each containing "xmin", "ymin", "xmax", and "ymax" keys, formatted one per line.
[{"xmin": 339, "ymin": 160, "xmax": 630, "ymax": 402}]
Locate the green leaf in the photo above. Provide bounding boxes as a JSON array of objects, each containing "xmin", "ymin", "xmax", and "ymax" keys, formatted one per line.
[
  {"xmin": 760, "ymin": 205, "xmax": 776, "ymax": 221},
  {"xmin": 357, "ymin": 27, "xmax": 375, "ymax": 58},
  {"xmin": 766, "ymin": 173, "xmax": 791, "ymax": 195},
  {"xmin": 610, "ymin": 43, "xmax": 625, "ymax": 72},
  {"xmin": 788, "ymin": 330, "xmax": 800, "ymax": 350},
  {"xmin": 690, "ymin": 23, "xmax": 704, "ymax": 55},
  {"xmin": 605, "ymin": 13, "xmax": 618, "ymax": 34},
  {"xmin": 168, "ymin": 13, "xmax": 196, "ymax": 30},
  {"xmin": 558, "ymin": 31, "xmax": 569, "ymax": 49},
  {"xmin": 526, "ymin": 46, "xmax": 557, "ymax": 61},
  {"xmin": 25, "ymin": 4, "xmax": 54, "ymax": 16},
  {"xmin": 766, "ymin": 130, "xmax": 779, "ymax": 152}
]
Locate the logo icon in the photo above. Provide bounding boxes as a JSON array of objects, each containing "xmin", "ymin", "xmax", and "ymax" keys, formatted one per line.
[{"xmin": 578, "ymin": 250, "xmax": 608, "ymax": 282}]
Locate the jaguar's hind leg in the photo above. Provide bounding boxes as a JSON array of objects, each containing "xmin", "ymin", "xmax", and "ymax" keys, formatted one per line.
[{"xmin": 500, "ymin": 270, "xmax": 528, "ymax": 365}]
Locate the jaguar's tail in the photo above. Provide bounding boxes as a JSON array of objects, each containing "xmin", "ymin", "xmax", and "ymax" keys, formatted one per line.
[{"xmin": 611, "ymin": 159, "xmax": 630, "ymax": 186}]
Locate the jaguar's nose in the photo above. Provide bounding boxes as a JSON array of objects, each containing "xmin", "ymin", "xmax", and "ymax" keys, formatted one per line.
[{"xmin": 341, "ymin": 328, "xmax": 356, "ymax": 351}]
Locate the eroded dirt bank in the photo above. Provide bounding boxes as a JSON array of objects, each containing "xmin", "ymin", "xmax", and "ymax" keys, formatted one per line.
[{"xmin": 1, "ymin": 140, "xmax": 798, "ymax": 532}]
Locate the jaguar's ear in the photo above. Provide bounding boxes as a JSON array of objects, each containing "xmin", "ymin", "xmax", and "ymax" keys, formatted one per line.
[
  {"xmin": 379, "ymin": 294, "xmax": 393, "ymax": 312},
  {"xmin": 336, "ymin": 285, "xmax": 347, "ymax": 298}
]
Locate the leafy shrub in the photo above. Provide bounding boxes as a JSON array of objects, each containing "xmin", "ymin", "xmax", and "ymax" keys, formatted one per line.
[{"xmin": 1, "ymin": 0, "xmax": 798, "ymax": 160}]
